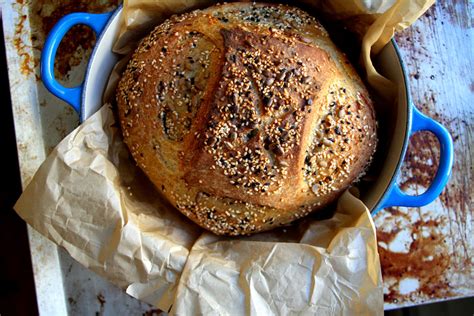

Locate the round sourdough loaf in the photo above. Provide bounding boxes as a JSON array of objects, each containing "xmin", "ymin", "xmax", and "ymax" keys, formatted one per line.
[{"xmin": 116, "ymin": 2, "xmax": 377, "ymax": 235}]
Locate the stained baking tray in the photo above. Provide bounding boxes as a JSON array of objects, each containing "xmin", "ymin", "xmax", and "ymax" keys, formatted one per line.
[
  {"xmin": 1, "ymin": 1, "xmax": 158, "ymax": 314},
  {"xmin": 1, "ymin": 0, "xmax": 472, "ymax": 313}
]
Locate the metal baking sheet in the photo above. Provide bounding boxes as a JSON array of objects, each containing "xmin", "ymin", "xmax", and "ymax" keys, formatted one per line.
[{"xmin": 2, "ymin": 0, "xmax": 472, "ymax": 313}]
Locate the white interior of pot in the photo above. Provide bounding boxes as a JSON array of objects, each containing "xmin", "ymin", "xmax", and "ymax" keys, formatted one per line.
[
  {"xmin": 360, "ymin": 43, "xmax": 409, "ymax": 211},
  {"xmin": 82, "ymin": 10, "xmax": 121, "ymax": 120}
]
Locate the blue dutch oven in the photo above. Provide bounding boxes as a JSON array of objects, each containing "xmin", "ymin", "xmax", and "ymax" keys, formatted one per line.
[{"xmin": 40, "ymin": 8, "xmax": 453, "ymax": 215}]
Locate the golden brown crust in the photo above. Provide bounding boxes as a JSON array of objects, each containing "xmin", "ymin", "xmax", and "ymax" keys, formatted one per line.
[{"xmin": 116, "ymin": 2, "xmax": 377, "ymax": 235}]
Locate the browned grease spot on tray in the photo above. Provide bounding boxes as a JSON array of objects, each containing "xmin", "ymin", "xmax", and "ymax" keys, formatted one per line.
[
  {"xmin": 399, "ymin": 131, "xmax": 439, "ymax": 193},
  {"xmin": 97, "ymin": 293, "xmax": 106, "ymax": 307},
  {"xmin": 13, "ymin": 11, "xmax": 33, "ymax": 76},
  {"xmin": 13, "ymin": 0, "xmax": 120, "ymax": 79},
  {"xmin": 144, "ymin": 309, "xmax": 164, "ymax": 316},
  {"xmin": 377, "ymin": 209, "xmax": 454, "ymax": 303},
  {"xmin": 40, "ymin": 4, "xmax": 94, "ymax": 76}
]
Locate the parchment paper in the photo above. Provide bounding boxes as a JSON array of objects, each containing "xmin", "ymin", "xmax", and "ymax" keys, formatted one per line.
[{"xmin": 15, "ymin": 0, "xmax": 433, "ymax": 314}]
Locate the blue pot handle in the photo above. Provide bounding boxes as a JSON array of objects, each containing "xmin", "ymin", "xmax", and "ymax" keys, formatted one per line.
[
  {"xmin": 40, "ymin": 12, "xmax": 113, "ymax": 114},
  {"xmin": 380, "ymin": 106, "xmax": 454, "ymax": 209}
]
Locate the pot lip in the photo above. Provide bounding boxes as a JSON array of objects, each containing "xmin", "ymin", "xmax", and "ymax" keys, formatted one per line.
[
  {"xmin": 81, "ymin": 6, "xmax": 123, "ymax": 121},
  {"xmin": 81, "ymin": 7, "xmax": 413, "ymax": 212}
]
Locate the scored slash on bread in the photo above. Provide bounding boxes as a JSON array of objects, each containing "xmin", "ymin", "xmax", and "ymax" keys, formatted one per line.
[{"xmin": 116, "ymin": 2, "xmax": 377, "ymax": 236}]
